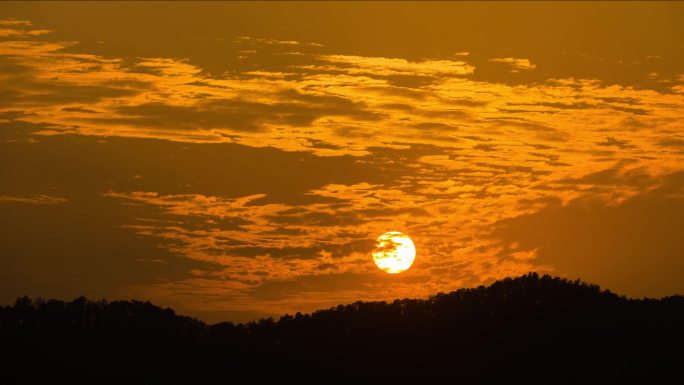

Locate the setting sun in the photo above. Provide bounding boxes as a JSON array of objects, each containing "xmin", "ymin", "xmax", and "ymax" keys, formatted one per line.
[{"xmin": 372, "ymin": 231, "xmax": 416, "ymax": 274}]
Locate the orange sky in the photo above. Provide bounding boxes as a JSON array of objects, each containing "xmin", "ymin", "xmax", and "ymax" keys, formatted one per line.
[{"xmin": 1, "ymin": 1, "xmax": 683, "ymax": 322}]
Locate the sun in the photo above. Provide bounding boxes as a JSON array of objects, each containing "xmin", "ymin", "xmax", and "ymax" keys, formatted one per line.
[{"xmin": 372, "ymin": 231, "xmax": 416, "ymax": 274}]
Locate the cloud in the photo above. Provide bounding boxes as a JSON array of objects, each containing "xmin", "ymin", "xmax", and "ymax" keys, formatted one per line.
[
  {"xmin": 1, "ymin": 20, "xmax": 681, "ymax": 159},
  {"xmin": 0, "ymin": 194, "xmax": 66, "ymax": 205},
  {"xmin": 84, "ymin": 90, "xmax": 383, "ymax": 133},
  {"xmin": 596, "ymin": 136, "xmax": 634, "ymax": 149},
  {"xmin": 0, "ymin": 53, "xmax": 149, "ymax": 109},
  {"xmin": 235, "ymin": 36, "xmax": 322, "ymax": 47},
  {"xmin": 61, "ymin": 106, "xmax": 100, "ymax": 114},
  {"xmin": 553, "ymin": 162, "xmax": 654, "ymax": 188},
  {"xmin": 317, "ymin": 55, "xmax": 475, "ymax": 77},
  {"xmin": 0, "ymin": 132, "xmax": 405, "ymax": 204},
  {"xmin": 0, "ymin": 19, "xmax": 32, "ymax": 26},
  {"xmin": 218, "ymin": 238, "xmax": 375, "ymax": 261},
  {"xmin": 489, "ymin": 57, "xmax": 537, "ymax": 71},
  {"xmin": 485, "ymin": 117, "xmax": 570, "ymax": 141},
  {"xmin": 0, "ymin": 56, "xmax": 33, "ymax": 76},
  {"xmin": 656, "ymin": 136, "xmax": 684, "ymax": 148},
  {"xmin": 265, "ymin": 210, "xmax": 367, "ymax": 227},
  {"xmin": 506, "ymin": 101, "xmax": 650, "ymax": 116},
  {"xmin": 0, "ymin": 28, "xmax": 51, "ymax": 37}
]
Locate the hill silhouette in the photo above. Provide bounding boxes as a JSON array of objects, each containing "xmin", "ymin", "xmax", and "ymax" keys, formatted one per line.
[{"xmin": 1, "ymin": 273, "xmax": 683, "ymax": 384}]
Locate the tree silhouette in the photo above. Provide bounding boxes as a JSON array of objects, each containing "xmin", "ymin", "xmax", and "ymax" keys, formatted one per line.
[{"xmin": 1, "ymin": 273, "xmax": 682, "ymax": 384}]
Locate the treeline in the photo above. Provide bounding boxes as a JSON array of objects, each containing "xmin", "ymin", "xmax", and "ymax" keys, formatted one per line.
[{"xmin": 1, "ymin": 273, "xmax": 683, "ymax": 384}]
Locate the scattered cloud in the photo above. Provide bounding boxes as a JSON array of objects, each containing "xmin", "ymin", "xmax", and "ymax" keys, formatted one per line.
[
  {"xmin": 0, "ymin": 194, "xmax": 66, "ymax": 205},
  {"xmin": 0, "ymin": 28, "xmax": 51, "ymax": 37},
  {"xmin": 235, "ymin": 35, "xmax": 323, "ymax": 47},
  {"xmin": 596, "ymin": 136, "xmax": 634, "ymax": 149},
  {"xmin": 489, "ymin": 57, "xmax": 537, "ymax": 72},
  {"xmin": 317, "ymin": 55, "xmax": 475, "ymax": 77},
  {"xmin": 0, "ymin": 19, "xmax": 33, "ymax": 27},
  {"xmin": 0, "ymin": 15, "xmax": 683, "ymax": 319}
]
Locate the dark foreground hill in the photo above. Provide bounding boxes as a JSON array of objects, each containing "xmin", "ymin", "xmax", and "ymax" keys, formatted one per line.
[{"xmin": 1, "ymin": 273, "xmax": 683, "ymax": 384}]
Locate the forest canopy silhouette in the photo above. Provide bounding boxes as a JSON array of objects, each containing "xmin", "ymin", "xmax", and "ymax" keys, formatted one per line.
[{"xmin": 2, "ymin": 273, "xmax": 682, "ymax": 384}]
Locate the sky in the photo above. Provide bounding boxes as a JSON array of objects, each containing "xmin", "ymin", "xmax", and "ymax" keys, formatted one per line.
[{"xmin": 1, "ymin": 1, "xmax": 683, "ymax": 323}]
